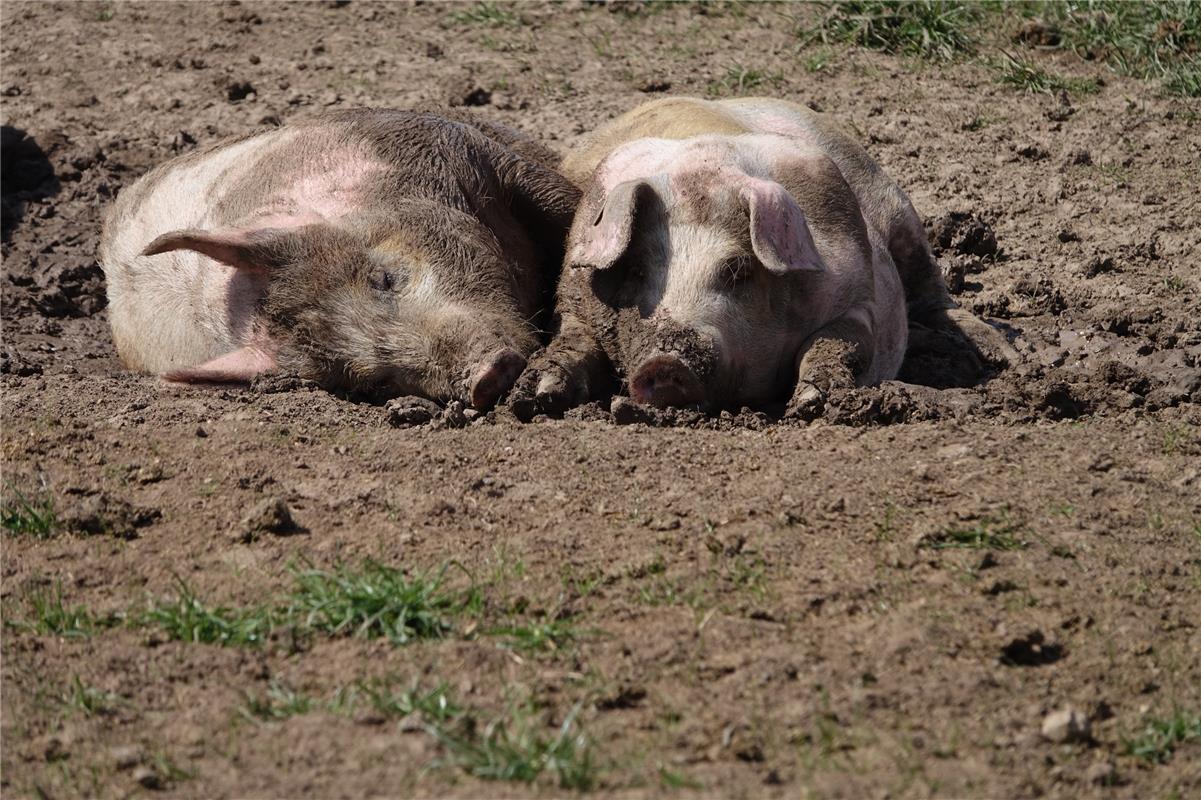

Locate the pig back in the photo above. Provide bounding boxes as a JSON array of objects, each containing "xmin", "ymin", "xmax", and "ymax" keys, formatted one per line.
[
  {"xmin": 100, "ymin": 128, "xmax": 297, "ymax": 373},
  {"xmin": 562, "ymin": 97, "xmax": 751, "ymax": 186}
]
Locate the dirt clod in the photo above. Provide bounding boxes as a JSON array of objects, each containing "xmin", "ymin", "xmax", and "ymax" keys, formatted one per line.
[{"xmin": 236, "ymin": 497, "xmax": 301, "ymax": 542}]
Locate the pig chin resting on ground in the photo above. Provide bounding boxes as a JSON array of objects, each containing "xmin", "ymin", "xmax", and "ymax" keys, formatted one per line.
[
  {"xmin": 510, "ymin": 96, "xmax": 1014, "ymax": 419},
  {"xmin": 101, "ymin": 109, "xmax": 579, "ymax": 409}
]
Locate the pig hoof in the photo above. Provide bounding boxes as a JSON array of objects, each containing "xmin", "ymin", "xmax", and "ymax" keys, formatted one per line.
[
  {"xmin": 785, "ymin": 381, "xmax": 825, "ymax": 421},
  {"xmin": 468, "ymin": 348, "xmax": 527, "ymax": 410}
]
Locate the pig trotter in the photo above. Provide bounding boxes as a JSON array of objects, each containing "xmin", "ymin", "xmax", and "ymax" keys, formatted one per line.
[
  {"xmin": 508, "ymin": 334, "xmax": 612, "ymax": 422},
  {"xmin": 785, "ymin": 317, "xmax": 872, "ymax": 420}
]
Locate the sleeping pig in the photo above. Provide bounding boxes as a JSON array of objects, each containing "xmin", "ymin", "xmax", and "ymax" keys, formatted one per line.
[
  {"xmin": 101, "ymin": 109, "xmax": 579, "ymax": 408},
  {"xmin": 510, "ymin": 96, "xmax": 1013, "ymax": 417}
]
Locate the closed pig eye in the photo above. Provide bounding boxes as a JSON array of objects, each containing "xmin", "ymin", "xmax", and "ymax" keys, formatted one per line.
[{"xmin": 368, "ymin": 269, "xmax": 397, "ymax": 293}]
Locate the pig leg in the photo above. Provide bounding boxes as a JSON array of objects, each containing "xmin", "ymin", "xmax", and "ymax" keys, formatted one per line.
[
  {"xmin": 785, "ymin": 317, "xmax": 874, "ymax": 420},
  {"xmin": 508, "ymin": 316, "xmax": 613, "ymax": 421},
  {"xmin": 889, "ymin": 215, "xmax": 1020, "ymax": 371}
]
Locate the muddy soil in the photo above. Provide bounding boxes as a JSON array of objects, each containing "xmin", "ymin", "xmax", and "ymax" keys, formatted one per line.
[{"xmin": 3, "ymin": 2, "xmax": 1200, "ymax": 799}]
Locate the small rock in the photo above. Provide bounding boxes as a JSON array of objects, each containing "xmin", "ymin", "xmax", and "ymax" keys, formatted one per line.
[
  {"xmin": 132, "ymin": 764, "xmax": 162, "ymax": 789},
  {"xmin": 1041, "ymin": 706, "xmax": 1090, "ymax": 743},
  {"xmin": 195, "ymin": 425, "xmax": 208, "ymax": 438},
  {"xmin": 1084, "ymin": 760, "xmax": 1115, "ymax": 785},
  {"xmin": 236, "ymin": 497, "xmax": 299, "ymax": 541},
  {"xmin": 639, "ymin": 78, "xmax": 671, "ymax": 93},
  {"xmin": 111, "ymin": 744, "xmax": 143, "ymax": 770}
]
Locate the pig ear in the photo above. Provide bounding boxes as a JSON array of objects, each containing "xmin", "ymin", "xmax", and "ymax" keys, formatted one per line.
[
  {"xmin": 162, "ymin": 346, "xmax": 278, "ymax": 384},
  {"xmin": 740, "ymin": 181, "xmax": 827, "ymax": 274},
  {"xmin": 570, "ymin": 176, "xmax": 667, "ymax": 270},
  {"xmin": 142, "ymin": 228, "xmax": 289, "ymax": 272}
]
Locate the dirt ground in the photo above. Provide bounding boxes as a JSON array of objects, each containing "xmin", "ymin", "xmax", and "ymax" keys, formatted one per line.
[{"xmin": 3, "ymin": 2, "xmax": 1200, "ymax": 798}]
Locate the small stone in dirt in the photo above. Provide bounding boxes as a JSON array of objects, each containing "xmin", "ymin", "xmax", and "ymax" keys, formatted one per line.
[
  {"xmin": 111, "ymin": 744, "xmax": 143, "ymax": 770},
  {"xmin": 195, "ymin": 425, "xmax": 208, "ymax": 438},
  {"xmin": 639, "ymin": 78, "xmax": 671, "ymax": 93},
  {"xmin": 132, "ymin": 765, "xmax": 162, "ymax": 789},
  {"xmin": 461, "ymin": 87, "xmax": 491, "ymax": 107},
  {"xmin": 1041, "ymin": 706, "xmax": 1090, "ymax": 743},
  {"xmin": 236, "ymin": 497, "xmax": 299, "ymax": 542},
  {"xmin": 434, "ymin": 400, "xmax": 469, "ymax": 429},
  {"xmin": 1084, "ymin": 760, "xmax": 1116, "ymax": 785}
]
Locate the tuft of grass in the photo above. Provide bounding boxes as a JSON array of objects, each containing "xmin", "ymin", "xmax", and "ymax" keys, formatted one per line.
[
  {"xmin": 448, "ymin": 1, "xmax": 520, "ymax": 28},
  {"xmin": 487, "ymin": 614, "xmax": 581, "ymax": 654},
  {"xmin": 995, "ymin": 51, "xmax": 1099, "ymax": 94},
  {"xmin": 1124, "ymin": 709, "xmax": 1201, "ymax": 764},
  {"xmin": 920, "ymin": 517, "xmax": 1027, "ymax": 551},
  {"xmin": 707, "ymin": 63, "xmax": 783, "ymax": 96},
  {"xmin": 802, "ymin": 1, "xmax": 978, "ymax": 61},
  {"xmin": 17, "ymin": 584, "xmax": 110, "ymax": 638},
  {"xmin": 61, "ymin": 676, "xmax": 120, "ymax": 717},
  {"xmin": 1037, "ymin": 1, "xmax": 1201, "ymax": 97},
  {"xmin": 2, "ymin": 484, "xmax": 58, "ymax": 539},
  {"xmin": 241, "ymin": 682, "xmax": 315, "ymax": 722},
  {"xmin": 433, "ymin": 704, "xmax": 596, "ymax": 791},
  {"xmin": 285, "ymin": 561, "xmax": 460, "ymax": 644},
  {"xmin": 359, "ymin": 680, "xmax": 462, "ymax": 723},
  {"xmin": 145, "ymin": 579, "xmax": 274, "ymax": 647}
]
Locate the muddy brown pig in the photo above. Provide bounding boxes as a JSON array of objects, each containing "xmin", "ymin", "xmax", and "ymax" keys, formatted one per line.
[
  {"xmin": 511, "ymin": 97, "xmax": 1014, "ymax": 417},
  {"xmin": 101, "ymin": 109, "xmax": 579, "ymax": 408}
]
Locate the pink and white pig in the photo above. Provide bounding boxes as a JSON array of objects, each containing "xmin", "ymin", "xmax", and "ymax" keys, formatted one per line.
[
  {"xmin": 510, "ymin": 97, "xmax": 1010, "ymax": 417},
  {"xmin": 101, "ymin": 109, "xmax": 578, "ymax": 408}
]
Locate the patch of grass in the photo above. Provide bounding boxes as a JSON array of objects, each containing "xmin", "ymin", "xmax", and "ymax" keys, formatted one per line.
[
  {"xmin": 1036, "ymin": 1, "xmax": 1201, "ymax": 97},
  {"xmin": 802, "ymin": 1, "xmax": 978, "ymax": 61},
  {"xmin": 448, "ymin": 1, "xmax": 520, "ymax": 28},
  {"xmin": 61, "ymin": 676, "xmax": 120, "ymax": 717},
  {"xmin": 659, "ymin": 765, "xmax": 704, "ymax": 789},
  {"xmin": 359, "ymin": 680, "xmax": 462, "ymax": 723},
  {"xmin": 994, "ymin": 51, "xmax": 1099, "ymax": 94},
  {"xmin": 920, "ymin": 516, "xmax": 1027, "ymax": 551},
  {"xmin": 241, "ymin": 682, "xmax": 315, "ymax": 722},
  {"xmin": 145, "ymin": 579, "xmax": 274, "ymax": 647},
  {"xmin": 707, "ymin": 63, "xmax": 783, "ymax": 96},
  {"xmin": 286, "ymin": 561, "xmax": 462, "ymax": 644},
  {"xmin": 2, "ymin": 484, "xmax": 58, "ymax": 539},
  {"xmin": 1124, "ymin": 708, "xmax": 1201, "ymax": 764},
  {"xmin": 433, "ymin": 704, "xmax": 596, "ymax": 791},
  {"xmin": 488, "ymin": 616, "xmax": 580, "ymax": 654},
  {"xmin": 16, "ymin": 584, "xmax": 110, "ymax": 638}
]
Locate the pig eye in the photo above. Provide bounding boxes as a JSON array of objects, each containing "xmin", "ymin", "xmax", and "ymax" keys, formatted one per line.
[{"xmin": 369, "ymin": 270, "xmax": 396, "ymax": 293}]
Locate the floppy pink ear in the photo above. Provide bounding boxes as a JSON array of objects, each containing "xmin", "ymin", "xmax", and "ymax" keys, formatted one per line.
[
  {"xmin": 740, "ymin": 179, "xmax": 826, "ymax": 274},
  {"xmin": 162, "ymin": 346, "xmax": 278, "ymax": 384},
  {"xmin": 569, "ymin": 175, "xmax": 669, "ymax": 270},
  {"xmin": 142, "ymin": 228, "xmax": 286, "ymax": 272}
]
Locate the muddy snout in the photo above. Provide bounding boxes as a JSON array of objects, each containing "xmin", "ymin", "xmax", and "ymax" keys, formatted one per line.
[
  {"xmin": 466, "ymin": 347, "xmax": 527, "ymax": 410},
  {"xmin": 629, "ymin": 352, "xmax": 706, "ymax": 408}
]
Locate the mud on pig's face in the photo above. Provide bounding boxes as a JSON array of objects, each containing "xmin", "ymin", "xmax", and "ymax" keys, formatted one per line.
[{"xmin": 143, "ymin": 201, "xmax": 536, "ymax": 408}]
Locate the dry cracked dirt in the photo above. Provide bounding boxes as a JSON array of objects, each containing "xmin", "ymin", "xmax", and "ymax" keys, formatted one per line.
[{"xmin": 2, "ymin": 2, "xmax": 1200, "ymax": 799}]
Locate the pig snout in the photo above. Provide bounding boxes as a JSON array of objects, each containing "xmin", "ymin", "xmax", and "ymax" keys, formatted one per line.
[
  {"xmin": 629, "ymin": 353, "xmax": 705, "ymax": 408},
  {"xmin": 467, "ymin": 347, "xmax": 527, "ymax": 409}
]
